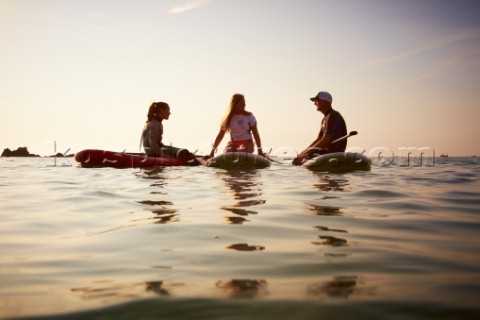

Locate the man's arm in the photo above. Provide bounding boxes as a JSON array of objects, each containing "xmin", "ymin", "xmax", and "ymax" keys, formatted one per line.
[
  {"xmin": 298, "ymin": 134, "xmax": 329, "ymax": 156},
  {"xmin": 308, "ymin": 133, "xmax": 332, "ymax": 150}
]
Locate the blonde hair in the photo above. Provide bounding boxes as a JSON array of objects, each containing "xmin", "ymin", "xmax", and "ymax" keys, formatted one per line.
[{"xmin": 220, "ymin": 93, "xmax": 251, "ymax": 131}]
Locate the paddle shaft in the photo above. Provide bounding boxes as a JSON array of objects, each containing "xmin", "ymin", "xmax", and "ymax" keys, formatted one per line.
[
  {"xmin": 265, "ymin": 154, "xmax": 282, "ymax": 164},
  {"xmin": 331, "ymin": 131, "xmax": 358, "ymax": 144}
]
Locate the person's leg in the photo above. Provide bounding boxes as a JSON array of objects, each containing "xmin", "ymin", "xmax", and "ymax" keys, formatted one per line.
[
  {"xmin": 307, "ymin": 148, "xmax": 328, "ymax": 158},
  {"xmin": 144, "ymin": 147, "xmax": 156, "ymax": 156},
  {"xmin": 225, "ymin": 141, "xmax": 238, "ymax": 153},
  {"xmin": 242, "ymin": 140, "xmax": 255, "ymax": 153},
  {"xmin": 292, "ymin": 148, "xmax": 328, "ymax": 165},
  {"xmin": 226, "ymin": 140, "xmax": 254, "ymax": 153},
  {"xmin": 161, "ymin": 146, "xmax": 199, "ymax": 165}
]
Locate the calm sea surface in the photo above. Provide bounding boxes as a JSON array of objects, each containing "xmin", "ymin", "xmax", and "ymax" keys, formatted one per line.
[{"xmin": 1, "ymin": 156, "xmax": 479, "ymax": 319}]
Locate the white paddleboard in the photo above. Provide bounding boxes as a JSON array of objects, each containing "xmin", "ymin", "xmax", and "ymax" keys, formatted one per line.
[
  {"xmin": 303, "ymin": 152, "xmax": 371, "ymax": 172},
  {"xmin": 205, "ymin": 152, "xmax": 271, "ymax": 168}
]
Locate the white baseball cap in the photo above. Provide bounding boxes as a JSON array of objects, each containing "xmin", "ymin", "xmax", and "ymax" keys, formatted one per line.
[{"xmin": 310, "ymin": 91, "xmax": 332, "ymax": 103}]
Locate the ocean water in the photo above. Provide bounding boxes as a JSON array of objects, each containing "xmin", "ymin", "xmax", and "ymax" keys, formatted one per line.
[{"xmin": 1, "ymin": 156, "xmax": 479, "ymax": 319}]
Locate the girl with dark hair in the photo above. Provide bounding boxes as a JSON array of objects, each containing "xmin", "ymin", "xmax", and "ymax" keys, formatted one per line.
[{"xmin": 142, "ymin": 102, "xmax": 198, "ymax": 164}]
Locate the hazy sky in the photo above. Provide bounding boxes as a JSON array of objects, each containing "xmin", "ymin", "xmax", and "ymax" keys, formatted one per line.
[{"xmin": 1, "ymin": 0, "xmax": 480, "ymax": 157}]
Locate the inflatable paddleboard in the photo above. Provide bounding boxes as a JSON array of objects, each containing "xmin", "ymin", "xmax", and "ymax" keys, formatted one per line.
[
  {"xmin": 303, "ymin": 152, "xmax": 371, "ymax": 173},
  {"xmin": 75, "ymin": 149, "xmax": 204, "ymax": 168},
  {"xmin": 205, "ymin": 152, "xmax": 271, "ymax": 169}
]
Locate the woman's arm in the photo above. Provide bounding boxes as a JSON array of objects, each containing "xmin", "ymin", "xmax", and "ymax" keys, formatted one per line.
[
  {"xmin": 251, "ymin": 125, "xmax": 264, "ymax": 156},
  {"xmin": 209, "ymin": 129, "xmax": 226, "ymax": 157}
]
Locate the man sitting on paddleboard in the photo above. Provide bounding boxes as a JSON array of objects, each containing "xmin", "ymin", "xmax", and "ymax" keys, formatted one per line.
[{"xmin": 293, "ymin": 91, "xmax": 347, "ymax": 165}]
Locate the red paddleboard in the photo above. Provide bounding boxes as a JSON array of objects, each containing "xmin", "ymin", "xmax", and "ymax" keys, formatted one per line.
[{"xmin": 75, "ymin": 149, "xmax": 205, "ymax": 168}]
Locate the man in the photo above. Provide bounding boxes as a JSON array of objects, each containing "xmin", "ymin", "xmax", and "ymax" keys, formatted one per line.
[{"xmin": 292, "ymin": 91, "xmax": 347, "ymax": 165}]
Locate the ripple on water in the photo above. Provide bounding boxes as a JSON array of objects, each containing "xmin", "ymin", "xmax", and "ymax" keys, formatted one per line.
[{"xmin": 353, "ymin": 189, "xmax": 408, "ymax": 198}]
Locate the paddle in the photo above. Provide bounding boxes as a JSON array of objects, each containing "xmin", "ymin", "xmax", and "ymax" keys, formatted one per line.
[
  {"xmin": 259, "ymin": 148, "xmax": 282, "ymax": 164},
  {"xmin": 331, "ymin": 131, "xmax": 357, "ymax": 144},
  {"xmin": 264, "ymin": 154, "xmax": 283, "ymax": 164}
]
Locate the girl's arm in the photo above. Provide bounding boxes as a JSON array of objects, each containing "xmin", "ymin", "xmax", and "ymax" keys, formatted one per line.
[{"xmin": 148, "ymin": 121, "xmax": 163, "ymax": 155}]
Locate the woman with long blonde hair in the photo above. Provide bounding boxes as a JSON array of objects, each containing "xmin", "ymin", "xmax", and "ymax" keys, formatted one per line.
[{"xmin": 209, "ymin": 94, "xmax": 265, "ymax": 158}]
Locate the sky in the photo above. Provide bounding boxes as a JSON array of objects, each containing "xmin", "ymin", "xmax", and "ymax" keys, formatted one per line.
[{"xmin": 1, "ymin": 0, "xmax": 480, "ymax": 157}]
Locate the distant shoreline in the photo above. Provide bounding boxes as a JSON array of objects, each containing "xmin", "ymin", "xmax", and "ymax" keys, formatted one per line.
[{"xmin": 1, "ymin": 147, "xmax": 73, "ymax": 158}]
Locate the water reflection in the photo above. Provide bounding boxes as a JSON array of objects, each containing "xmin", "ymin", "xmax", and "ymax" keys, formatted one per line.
[
  {"xmin": 314, "ymin": 225, "xmax": 348, "ymax": 233},
  {"xmin": 306, "ymin": 276, "xmax": 377, "ymax": 299},
  {"xmin": 136, "ymin": 200, "xmax": 179, "ymax": 224},
  {"xmin": 217, "ymin": 170, "xmax": 263, "ymax": 200},
  {"xmin": 305, "ymin": 174, "xmax": 349, "ymax": 215},
  {"xmin": 145, "ymin": 281, "xmax": 170, "ymax": 296},
  {"xmin": 312, "ymin": 235, "xmax": 348, "ymax": 247},
  {"xmin": 216, "ymin": 279, "xmax": 268, "ymax": 298},
  {"xmin": 312, "ymin": 174, "xmax": 350, "ymax": 192},
  {"xmin": 306, "ymin": 276, "xmax": 358, "ymax": 298},
  {"xmin": 305, "ymin": 203, "xmax": 344, "ymax": 216},
  {"xmin": 71, "ymin": 280, "xmax": 174, "ymax": 302},
  {"xmin": 136, "ymin": 167, "xmax": 166, "ymax": 180},
  {"xmin": 221, "ymin": 206, "xmax": 258, "ymax": 217},
  {"xmin": 306, "ymin": 174, "xmax": 352, "ymax": 252},
  {"xmin": 226, "ymin": 243, "xmax": 266, "ymax": 251},
  {"xmin": 216, "ymin": 170, "xmax": 265, "ymax": 225},
  {"xmin": 71, "ymin": 281, "xmax": 143, "ymax": 302},
  {"xmin": 216, "ymin": 170, "xmax": 267, "ymax": 251},
  {"xmin": 136, "ymin": 168, "xmax": 178, "ymax": 224},
  {"xmin": 223, "ymin": 216, "xmax": 249, "ymax": 224},
  {"xmin": 311, "ymin": 222, "xmax": 349, "ymax": 254},
  {"xmin": 312, "ymin": 225, "xmax": 349, "ymax": 247}
]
